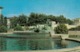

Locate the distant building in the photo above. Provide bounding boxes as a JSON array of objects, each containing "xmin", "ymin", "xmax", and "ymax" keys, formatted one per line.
[
  {"xmin": 73, "ymin": 18, "xmax": 80, "ymax": 26},
  {"xmin": 50, "ymin": 18, "xmax": 80, "ymax": 30},
  {"xmin": 7, "ymin": 18, "xmax": 11, "ymax": 29}
]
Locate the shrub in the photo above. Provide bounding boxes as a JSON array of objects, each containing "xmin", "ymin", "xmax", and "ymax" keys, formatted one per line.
[
  {"xmin": 25, "ymin": 27, "xmax": 29, "ymax": 30},
  {"xmin": 54, "ymin": 24, "xmax": 68, "ymax": 34},
  {"xmin": 34, "ymin": 28, "xmax": 40, "ymax": 33},
  {"xmin": 42, "ymin": 27, "xmax": 47, "ymax": 30},
  {"xmin": 69, "ymin": 26, "xmax": 80, "ymax": 31},
  {"xmin": 0, "ymin": 25, "xmax": 7, "ymax": 32},
  {"xmin": 14, "ymin": 25, "xmax": 23, "ymax": 31},
  {"xmin": 69, "ymin": 28, "xmax": 76, "ymax": 31}
]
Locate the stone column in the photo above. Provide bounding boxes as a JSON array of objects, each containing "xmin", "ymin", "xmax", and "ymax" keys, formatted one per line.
[{"xmin": 7, "ymin": 19, "xmax": 11, "ymax": 30}]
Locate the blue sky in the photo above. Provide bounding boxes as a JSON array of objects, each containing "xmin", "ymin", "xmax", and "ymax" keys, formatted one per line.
[{"xmin": 0, "ymin": 0, "xmax": 80, "ymax": 19}]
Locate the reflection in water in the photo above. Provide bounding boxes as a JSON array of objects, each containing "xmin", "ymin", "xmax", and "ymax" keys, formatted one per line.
[
  {"xmin": 16, "ymin": 39, "xmax": 27, "ymax": 50},
  {"xmin": 18, "ymin": 39, "xmax": 52, "ymax": 50},
  {"xmin": 0, "ymin": 37, "xmax": 80, "ymax": 51},
  {"xmin": 28, "ymin": 40, "xmax": 38, "ymax": 50},
  {"xmin": 0, "ymin": 37, "xmax": 6, "ymax": 51},
  {"xmin": 28, "ymin": 39, "xmax": 52, "ymax": 50},
  {"xmin": 0, "ymin": 37, "xmax": 52, "ymax": 51},
  {"xmin": 53, "ymin": 39, "xmax": 68, "ymax": 49},
  {"xmin": 61, "ymin": 40, "xmax": 68, "ymax": 48}
]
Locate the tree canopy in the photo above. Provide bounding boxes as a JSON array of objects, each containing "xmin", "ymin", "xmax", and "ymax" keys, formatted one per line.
[
  {"xmin": 10, "ymin": 13, "xmax": 73, "ymax": 28},
  {"xmin": 0, "ymin": 14, "xmax": 7, "ymax": 32}
]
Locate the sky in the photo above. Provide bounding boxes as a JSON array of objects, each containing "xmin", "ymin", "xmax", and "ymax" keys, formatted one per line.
[{"xmin": 0, "ymin": 0, "xmax": 80, "ymax": 19}]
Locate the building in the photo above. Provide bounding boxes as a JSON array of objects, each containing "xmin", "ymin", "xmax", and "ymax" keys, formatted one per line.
[
  {"xmin": 7, "ymin": 18, "xmax": 11, "ymax": 29},
  {"xmin": 73, "ymin": 18, "xmax": 80, "ymax": 26},
  {"xmin": 51, "ymin": 18, "xmax": 80, "ymax": 30}
]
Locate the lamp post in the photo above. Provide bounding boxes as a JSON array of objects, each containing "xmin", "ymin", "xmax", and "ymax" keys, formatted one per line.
[{"xmin": 26, "ymin": 17, "xmax": 29, "ymax": 26}]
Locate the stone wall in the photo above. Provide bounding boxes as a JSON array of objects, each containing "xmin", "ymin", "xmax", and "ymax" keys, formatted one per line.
[
  {"xmin": 68, "ymin": 31, "xmax": 80, "ymax": 35},
  {"xmin": 51, "ymin": 21, "xmax": 80, "ymax": 30}
]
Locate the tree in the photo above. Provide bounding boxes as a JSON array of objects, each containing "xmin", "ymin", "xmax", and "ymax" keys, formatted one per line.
[
  {"xmin": 9, "ymin": 13, "xmax": 74, "ymax": 27},
  {"xmin": 10, "ymin": 16, "xmax": 18, "ymax": 28},
  {"xmin": 47, "ymin": 15, "xmax": 56, "ymax": 21},
  {"xmin": 3, "ymin": 17, "xmax": 7, "ymax": 26},
  {"xmin": 0, "ymin": 15, "xmax": 7, "ymax": 26},
  {"xmin": 0, "ymin": 14, "xmax": 4, "ymax": 25},
  {"xmin": 17, "ymin": 14, "xmax": 28, "ymax": 26},
  {"xmin": 54, "ymin": 24, "xmax": 68, "ymax": 34},
  {"xmin": 0, "ymin": 6, "xmax": 3, "ymax": 9},
  {"xmin": 28, "ymin": 13, "xmax": 38, "ymax": 25},
  {"xmin": 56, "ymin": 15, "xmax": 67, "ymax": 24},
  {"xmin": 66, "ymin": 19, "xmax": 73, "ymax": 25},
  {"xmin": 28, "ymin": 13, "xmax": 47, "ymax": 26},
  {"xmin": 14, "ymin": 25, "xmax": 23, "ymax": 31},
  {"xmin": 0, "ymin": 25, "xmax": 7, "ymax": 32}
]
